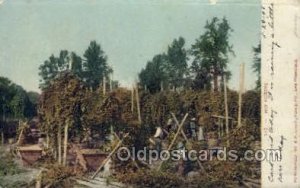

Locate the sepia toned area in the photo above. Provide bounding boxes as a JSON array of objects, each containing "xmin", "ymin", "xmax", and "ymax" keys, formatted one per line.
[{"xmin": 0, "ymin": 1, "xmax": 261, "ymax": 187}]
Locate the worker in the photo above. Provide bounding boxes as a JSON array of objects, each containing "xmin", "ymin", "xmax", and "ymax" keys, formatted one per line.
[
  {"xmin": 153, "ymin": 125, "xmax": 163, "ymax": 153},
  {"xmin": 198, "ymin": 125, "xmax": 205, "ymax": 141},
  {"xmin": 190, "ymin": 118, "xmax": 197, "ymax": 140},
  {"xmin": 166, "ymin": 117, "xmax": 174, "ymax": 132}
]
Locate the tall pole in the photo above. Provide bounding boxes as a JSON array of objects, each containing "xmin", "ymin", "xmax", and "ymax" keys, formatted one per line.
[
  {"xmin": 1, "ymin": 96, "xmax": 5, "ymax": 145},
  {"xmin": 58, "ymin": 124, "xmax": 62, "ymax": 165},
  {"xmin": 135, "ymin": 84, "xmax": 142, "ymax": 124},
  {"xmin": 238, "ymin": 63, "xmax": 245, "ymax": 127},
  {"xmin": 109, "ymin": 73, "xmax": 113, "ymax": 92},
  {"xmin": 103, "ymin": 75, "xmax": 106, "ymax": 96},
  {"xmin": 63, "ymin": 120, "xmax": 69, "ymax": 166},
  {"xmin": 224, "ymin": 76, "xmax": 229, "ymax": 146},
  {"xmin": 131, "ymin": 86, "xmax": 134, "ymax": 112}
]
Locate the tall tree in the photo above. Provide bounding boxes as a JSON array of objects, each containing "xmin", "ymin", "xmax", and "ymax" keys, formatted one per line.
[
  {"xmin": 252, "ymin": 43, "xmax": 261, "ymax": 90},
  {"xmin": 166, "ymin": 37, "xmax": 188, "ymax": 90},
  {"xmin": 39, "ymin": 50, "xmax": 83, "ymax": 89},
  {"xmin": 83, "ymin": 41, "xmax": 110, "ymax": 90},
  {"xmin": 191, "ymin": 17, "xmax": 234, "ymax": 92},
  {"xmin": 139, "ymin": 54, "xmax": 168, "ymax": 93}
]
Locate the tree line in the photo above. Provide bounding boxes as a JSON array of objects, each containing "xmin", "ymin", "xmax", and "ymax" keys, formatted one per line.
[
  {"xmin": 39, "ymin": 41, "xmax": 117, "ymax": 90},
  {"xmin": 0, "ymin": 77, "xmax": 38, "ymax": 121},
  {"xmin": 139, "ymin": 17, "xmax": 261, "ymax": 93}
]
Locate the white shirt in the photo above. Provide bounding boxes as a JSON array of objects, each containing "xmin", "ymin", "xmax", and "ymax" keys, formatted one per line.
[{"xmin": 154, "ymin": 127, "xmax": 163, "ymax": 138}]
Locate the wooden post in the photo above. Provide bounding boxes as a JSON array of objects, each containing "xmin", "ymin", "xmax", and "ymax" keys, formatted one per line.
[
  {"xmin": 135, "ymin": 85, "xmax": 142, "ymax": 124},
  {"xmin": 2, "ymin": 97, "xmax": 5, "ymax": 145},
  {"xmin": 46, "ymin": 134, "xmax": 49, "ymax": 149},
  {"xmin": 224, "ymin": 77, "xmax": 229, "ymax": 146},
  {"xmin": 157, "ymin": 113, "xmax": 188, "ymax": 171},
  {"xmin": 218, "ymin": 118, "xmax": 221, "ymax": 138},
  {"xmin": 16, "ymin": 121, "xmax": 25, "ymax": 146},
  {"xmin": 58, "ymin": 124, "xmax": 62, "ymax": 165},
  {"xmin": 109, "ymin": 73, "xmax": 113, "ymax": 92},
  {"xmin": 91, "ymin": 133, "xmax": 129, "ymax": 179},
  {"xmin": 63, "ymin": 121, "xmax": 69, "ymax": 166},
  {"xmin": 160, "ymin": 81, "xmax": 164, "ymax": 92},
  {"xmin": 238, "ymin": 63, "xmax": 245, "ymax": 127},
  {"xmin": 103, "ymin": 76, "xmax": 106, "ymax": 96},
  {"xmin": 131, "ymin": 86, "xmax": 134, "ymax": 112}
]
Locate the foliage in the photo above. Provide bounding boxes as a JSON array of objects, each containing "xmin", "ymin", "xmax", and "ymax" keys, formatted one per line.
[
  {"xmin": 0, "ymin": 76, "xmax": 36, "ymax": 120},
  {"xmin": 252, "ymin": 43, "xmax": 261, "ymax": 90},
  {"xmin": 116, "ymin": 169, "xmax": 185, "ymax": 188},
  {"xmin": 0, "ymin": 152, "xmax": 25, "ymax": 176},
  {"xmin": 139, "ymin": 54, "xmax": 168, "ymax": 93},
  {"xmin": 190, "ymin": 17, "xmax": 234, "ymax": 91},
  {"xmin": 38, "ymin": 41, "xmax": 114, "ymax": 90},
  {"xmin": 83, "ymin": 40, "xmax": 112, "ymax": 90},
  {"xmin": 38, "ymin": 72, "xmax": 87, "ymax": 140},
  {"xmin": 38, "ymin": 50, "xmax": 84, "ymax": 89},
  {"xmin": 40, "ymin": 164, "xmax": 79, "ymax": 188},
  {"xmin": 166, "ymin": 37, "xmax": 188, "ymax": 90}
]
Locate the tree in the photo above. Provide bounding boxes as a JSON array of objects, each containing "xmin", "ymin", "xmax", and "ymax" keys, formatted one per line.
[
  {"xmin": 83, "ymin": 41, "xmax": 111, "ymax": 90},
  {"xmin": 191, "ymin": 17, "xmax": 234, "ymax": 92},
  {"xmin": 38, "ymin": 50, "xmax": 83, "ymax": 89},
  {"xmin": 252, "ymin": 43, "xmax": 261, "ymax": 90},
  {"xmin": 139, "ymin": 54, "xmax": 168, "ymax": 93},
  {"xmin": 0, "ymin": 77, "xmax": 35, "ymax": 119},
  {"xmin": 166, "ymin": 37, "xmax": 188, "ymax": 90}
]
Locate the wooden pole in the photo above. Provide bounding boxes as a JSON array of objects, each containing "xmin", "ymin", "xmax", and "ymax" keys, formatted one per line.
[
  {"xmin": 171, "ymin": 113, "xmax": 206, "ymax": 172},
  {"xmin": 160, "ymin": 81, "xmax": 164, "ymax": 92},
  {"xmin": 157, "ymin": 113, "xmax": 188, "ymax": 171},
  {"xmin": 218, "ymin": 118, "xmax": 221, "ymax": 139},
  {"xmin": 238, "ymin": 63, "xmax": 245, "ymax": 127},
  {"xmin": 2, "ymin": 97, "xmax": 5, "ymax": 145},
  {"xmin": 110, "ymin": 73, "xmax": 113, "ymax": 92},
  {"xmin": 103, "ymin": 76, "xmax": 106, "ymax": 96},
  {"xmin": 224, "ymin": 76, "xmax": 229, "ymax": 146},
  {"xmin": 16, "ymin": 121, "xmax": 25, "ymax": 146},
  {"xmin": 46, "ymin": 134, "xmax": 49, "ymax": 149},
  {"xmin": 91, "ymin": 133, "xmax": 129, "ymax": 179},
  {"xmin": 131, "ymin": 86, "xmax": 134, "ymax": 112},
  {"xmin": 113, "ymin": 132, "xmax": 140, "ymax": 169},
  {"xmin": 135, "ymin": 85, "xmax": 142, "ymax": 124},
  {"xmin": 63, "ymin": 121, "xmax": 69, "ymax": 166},
  {"xmin": 58, "ymin": 124, "xmax": 62, "ymax": 165}
]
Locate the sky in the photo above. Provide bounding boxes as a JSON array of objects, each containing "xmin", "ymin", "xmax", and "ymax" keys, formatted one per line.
[{"xmin": 0, "ymin": 0, "xmax": 261, "ymax": 93}]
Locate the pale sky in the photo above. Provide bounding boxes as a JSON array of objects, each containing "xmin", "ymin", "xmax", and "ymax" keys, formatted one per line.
[{"xmin": 0, "ymin": 0, "xmax": 261, "ymax": 93}]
